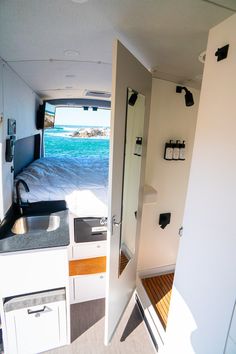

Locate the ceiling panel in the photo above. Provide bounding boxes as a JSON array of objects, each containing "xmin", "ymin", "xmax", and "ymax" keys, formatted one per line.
[
  {"xmin": 9, "ymin": 60, "xmax": 112, "ymax": 99},
  {"xmin": 0, "ymin": 0, "xmax": 234, "ymax": 98},
  {"xmin": 202, "ymin": 0, "xmax": 236, "ymax": 11}
]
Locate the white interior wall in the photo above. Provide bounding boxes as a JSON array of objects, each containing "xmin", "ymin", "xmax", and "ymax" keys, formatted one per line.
[
  {"xmin": 138, "ymin": 78, "xmax": 200, "ymax": 271},
  {"xmin": 0, "ymin": 61, "xmax": 40, "ymax": 220},
  {"xmin": 165, "ymin": 13, "xmax": 236, "ymax": 354}
]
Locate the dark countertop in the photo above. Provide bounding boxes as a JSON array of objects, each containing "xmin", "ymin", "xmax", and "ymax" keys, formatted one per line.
[{"xmin": 0, "ymin": 210, "xmax": 70, "ymax": 253}]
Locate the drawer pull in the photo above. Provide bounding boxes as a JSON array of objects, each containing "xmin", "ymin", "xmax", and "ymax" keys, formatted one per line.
[
  {"xmin": 100, "ymin": 275, "xmax": 104, "ymax": 279},
  {"xmin": 97, "ymin": 245, "xmax": 101, "ymax": 248},
  {"xmin": 27, "ymin": 306, "xmax": 51, "ymax": 316}
]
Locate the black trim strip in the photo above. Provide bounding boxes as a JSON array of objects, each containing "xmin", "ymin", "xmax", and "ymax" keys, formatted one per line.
[
  {"xmin": 46, "ymin": 98, "xmax": 111, "ymax": 109},
  {"xmin": 135, "ymin": 294, "xmax": 158, "ymax": 352}
]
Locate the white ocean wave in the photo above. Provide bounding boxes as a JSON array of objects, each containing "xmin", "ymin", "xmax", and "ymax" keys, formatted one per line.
[{"xmin": 45, "ymin": 132, "xmax": 72, "ymax": 138}]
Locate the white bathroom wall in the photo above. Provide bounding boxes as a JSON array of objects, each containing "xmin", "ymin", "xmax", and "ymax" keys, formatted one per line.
[
  {"xmin": 165, "ymin": 13, "xmax": 236, "ymax": 354},
  {"xmin": 0, "ymin": 61, "xmax": 40, "ymax": 220},
  {"xmin": 138, "ymin": 78, "xmax": 200, "ymax": 271}
]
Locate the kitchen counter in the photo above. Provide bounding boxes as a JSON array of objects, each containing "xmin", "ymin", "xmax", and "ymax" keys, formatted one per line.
[{"xmin": 0, "ymin": 210, "xmax": 69, "ymax": 253}]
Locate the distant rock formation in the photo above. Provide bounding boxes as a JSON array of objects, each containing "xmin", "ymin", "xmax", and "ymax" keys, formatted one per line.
[
  {"xmin": 44, "ymin": 112, "xmax": 55, "ymax": 128},
  {"xmin": 71, "ymin": 127, "xmax": 110, "ymax": 138}
]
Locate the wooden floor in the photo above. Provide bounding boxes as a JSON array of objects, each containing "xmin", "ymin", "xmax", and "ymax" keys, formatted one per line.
[
  {"xmin": 142, "ymin": 272, "xmax": 174, "ymax": 330},
  {"xmin": 119, "ymin": 251, "xmax": 130, "ymax": 275}
]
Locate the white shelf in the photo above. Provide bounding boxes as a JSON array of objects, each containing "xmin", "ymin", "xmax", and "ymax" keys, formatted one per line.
[{"xmin": 143, "ymin": 184, "xmax": 157, "ymax": 204}]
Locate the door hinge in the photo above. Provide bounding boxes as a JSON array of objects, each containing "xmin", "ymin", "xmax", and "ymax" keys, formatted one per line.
[{"xmin": 179, "ymin": 226, "xmax": 183, "ymax": 237}]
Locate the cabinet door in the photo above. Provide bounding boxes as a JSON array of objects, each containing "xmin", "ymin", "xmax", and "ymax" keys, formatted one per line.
[
  {"xmin": 6, "ymin": 301, "xmax": 67, "ymax": 354},
  {"xmin": 105, "ymin": 40, "xmax": 151, "ymax": 344},
  {"xmin": 73, "ymin": 241, "xmax": 107, "ymax": 259},
  {"xmin": 73, "ymin": 273, "xmax": 106, "ymax": 303}
]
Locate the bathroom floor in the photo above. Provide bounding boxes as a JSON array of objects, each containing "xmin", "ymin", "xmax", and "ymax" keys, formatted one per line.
[{"xmin": 142, "ymin": 272, "xmax": 174, "ymax": 329}]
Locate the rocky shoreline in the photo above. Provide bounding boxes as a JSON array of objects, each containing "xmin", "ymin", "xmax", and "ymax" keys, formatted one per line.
[{"xmin": 70, "ymin": 127, "xmax": 110, "ymax": 138}]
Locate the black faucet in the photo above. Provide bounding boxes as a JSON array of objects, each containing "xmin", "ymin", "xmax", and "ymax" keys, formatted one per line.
[{"xmin": 15, "ymin": 179, "xmax": 30, "ymax": 215}]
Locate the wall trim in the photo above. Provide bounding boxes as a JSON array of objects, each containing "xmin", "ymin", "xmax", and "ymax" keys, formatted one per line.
[
  {"xmin": 0, "ymin": 56, "xmax": 37, "ymax": 96},
  {"xmin": 138, "ymin": 263, "xmax": 175, "ymax": 278}
]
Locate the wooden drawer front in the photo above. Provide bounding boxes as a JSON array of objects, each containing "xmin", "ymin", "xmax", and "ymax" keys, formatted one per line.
[
  {"xmin": 72, "ymin": 241, "xmax": 106, "ymax": 259},
  {"xmin": 73, "ymin": 273, "xmax": 106, "ymax": 303},
  {"xmin": 69, "ymin": 257, "xmax": 106, "ymax": 276},
  {"xmin": 5, "ymin": 300, "xmax": 67, "ymax": 354}
]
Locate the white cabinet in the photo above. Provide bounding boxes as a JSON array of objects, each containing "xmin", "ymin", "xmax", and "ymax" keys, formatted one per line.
[
  {"xmin": 5, "ymin": 299, "xmax": 67, "ymax": 354},
  {"xmin": 0, "ymin": 248, "xmax": 70, "ymax": 354},
  {"xmin": 0, "ymin": 248, "xmax": 69, "ymax": 297},
  {"xmin": 70, "ymin": 273, "xmax": 106, "ymax": 304},
  {"xmin": 72, "ymin": 241, "xmax": 106, "ymax": 259},
  {"xmin": 69, "ymin": 241, "xmax": 107, "ymax": 304}
]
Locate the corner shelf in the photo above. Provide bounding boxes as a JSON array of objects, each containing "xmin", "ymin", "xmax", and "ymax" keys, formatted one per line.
[{"xmin": 143, "ymin": 184, "xmax": 157, "ymax": 204}]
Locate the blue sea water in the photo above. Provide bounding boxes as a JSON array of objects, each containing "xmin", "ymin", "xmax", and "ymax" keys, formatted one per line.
[{"xmin": 44, "ymin": 125, "xmax": 110, "ymax": 158}]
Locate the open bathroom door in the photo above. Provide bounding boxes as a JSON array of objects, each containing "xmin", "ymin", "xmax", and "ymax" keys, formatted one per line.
[{"xmin": 104, "ymin": 40, "xmax": 152, "ymax": 344}]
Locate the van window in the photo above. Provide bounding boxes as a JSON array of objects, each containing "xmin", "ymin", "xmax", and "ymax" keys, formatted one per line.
[{"xmin": 44, "ymin": 107, "xmax": 110, "ymax": 158}]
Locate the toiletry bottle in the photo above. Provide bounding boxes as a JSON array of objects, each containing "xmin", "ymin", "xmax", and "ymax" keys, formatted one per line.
[
  {"xmin": 173, "ymin": 140, "xmax": 180, "ymax": 160},
  {"xmin": 164, "ymin": 140, "xmax": 173, "ymax": 160},
  {"xmin": 134, "ymin": 137, "xmax": 142, "ymax": 156},
  {"xmin": 179, "ymin": 140, "xmax": 186, "ymax": 160}
]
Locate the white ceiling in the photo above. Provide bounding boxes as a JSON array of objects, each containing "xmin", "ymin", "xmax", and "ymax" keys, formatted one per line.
[{"xmin": 0, "ymin": 0, "xmax": 234, "ymax": 99}]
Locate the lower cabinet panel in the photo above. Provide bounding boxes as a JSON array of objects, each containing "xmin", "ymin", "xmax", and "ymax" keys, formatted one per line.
[
  {"xmin": 5, "ymin": 300, "xmax": 67, "ymax": 354},
  {"xmin": 70, "ymin": 273, "xmax": 106, "ymax": 304}
]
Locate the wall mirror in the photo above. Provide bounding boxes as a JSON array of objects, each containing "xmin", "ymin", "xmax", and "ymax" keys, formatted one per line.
[{"xmin": 119, "ymin": 88, "xmax": 145, "ymax": 276}]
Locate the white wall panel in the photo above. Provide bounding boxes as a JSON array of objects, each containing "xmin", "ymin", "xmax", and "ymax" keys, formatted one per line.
[
  {"xmin": 138, "ymin": 78, "xmax": 199, "ymax": 271},
  {"xmin": 165, "ymin": 13, "xmax": 236, "ymax": 354},
  {"xmin": 1, "ymin": 64, "xmax": 40, "ymax": 217}
]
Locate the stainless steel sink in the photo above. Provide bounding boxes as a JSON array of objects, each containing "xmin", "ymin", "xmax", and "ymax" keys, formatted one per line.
[{"xmin": 11, "ymin": 215, "xmax": 60, "ymax": 235}]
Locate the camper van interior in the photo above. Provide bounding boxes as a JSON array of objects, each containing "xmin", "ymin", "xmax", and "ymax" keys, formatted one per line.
[{"xmin": 0, "ymin": 1, "xmax": 236, "ymax": 354}]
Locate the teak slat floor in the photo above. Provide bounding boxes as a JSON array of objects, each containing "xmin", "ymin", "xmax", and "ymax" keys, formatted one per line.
[
  {"xmin": 142, "ymin": 272, "xmax": 174, "ymax": 330},
  {"xmin": 69, "ymin": 257, "xmax": 106, "ymax": 276},
  {"xmin": 119, "ymin": 251, "xmax": 130, "ymax": 274}
]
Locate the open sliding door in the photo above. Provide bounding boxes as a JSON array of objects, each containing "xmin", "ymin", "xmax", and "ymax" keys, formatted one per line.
[{"xmin": 105, "ymin": 40, "xmax": 152, "ymax": 344}]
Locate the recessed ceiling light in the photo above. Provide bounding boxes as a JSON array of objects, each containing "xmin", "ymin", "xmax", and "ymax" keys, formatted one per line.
[
  {"xmin": 71, "ymin": 0, "xmax": 88, "ymax": 3},
  {"xmin": 198, "ymin": 51, "xmax": 206, "ymax": 64},
  {"xmin": 64, "ymin": 49, "xmax": 79, "ymax": 56},
  {"xmin": 85, "ymin": 90, "xmax": 111, "ymax": 98}
]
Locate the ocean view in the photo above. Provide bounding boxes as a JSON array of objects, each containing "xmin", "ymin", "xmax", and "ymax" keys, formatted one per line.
[{"xmin": 44, "ymin": 125, "xmax": 110, "ymax": 158}]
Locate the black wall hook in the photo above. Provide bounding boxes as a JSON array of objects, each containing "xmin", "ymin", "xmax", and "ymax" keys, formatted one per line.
[
  {"xmin": 159, "ymin": 213, "xmax": 171, "ymax": 229},
  {"xmin": 215, "ymin": 44, "xmax": 229, "ymax": 62}
]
